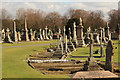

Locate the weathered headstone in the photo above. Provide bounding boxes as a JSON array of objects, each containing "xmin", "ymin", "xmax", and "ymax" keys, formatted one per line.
[
  {"xmin": 2, "ymin": 29, "xmax": 5, "ymax": 40},
  {"xmin": 57, "ymin": 32, "xmax": 60, "ymax": 49},
  {"xmin": 33, "ymin": 30, "xmax": 36, "ymax": 40},
  {"xmin": 13, "ymin": 21, "xmax": 18, "ymax": 42},
  {"xmin": 45, "ymin": 26, "xmax": 49, "ymax": 40},
  {"xmin": 29, "ymin": 29, "xmax": 34, "ymax": 41},
  {"xmin": 65, "ymin": 35, "xmax": 68, "ymax": 53},
  {"xmin": 102, "ymin": 28, "xmax": 107, "ymax": 43},
  {"xmin": 77, "ymin": 18, "xmax": 85, "ymax": 47},
  {"xmin": 4, "ymin": 28, "xmax": 13, "ymax": 43},
  {"xmin": 99, "ymin": 27, "xmax": 104, "ymax": 57},
  {"xmin": 39, "ymin": 29, "xmax": 43, "ymax": 40},
  {"xmin": 23, "ymin": 16, "xmax": 29, "ymax": 41},
  {"xmin": 68, "ymin": 28, "xmax": 76, "ymax": 51},
  {"xmin": 42, "ymin": 30, "xmax": 45, "ymax": 39},
  {"xmin": 105, "ymin": 22, "xmax": 111, "ymax": 40},
  {"xmin": 105, "ymin": 40, "xmax": 114, "ymax": 72},
  {"xmin": 17, "ymin": 31, "xmax": 21, "ymax": 41},
  {"xmin": 72, "ymin": 22, "xmax": 78, "ymax": 47},
  {"xmin": 63, "ymin": 26, "xmax": 66, "ymax": 43},
  {"xmin": 60, "ymin": 36, "xmax": 64, "ymax": 55}
]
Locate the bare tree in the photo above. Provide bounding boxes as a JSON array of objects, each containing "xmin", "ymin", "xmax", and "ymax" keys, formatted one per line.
[
  {"xmin": 1, "ymin": 8, "xmax": 13, "ymax": 30},
  {"xmin": 44, "ymin": 12, "xmax": 62, "ymax": 33},
  {"xmin": 108, "ymin": 9, "xmax": 118, "ymax": 31}
]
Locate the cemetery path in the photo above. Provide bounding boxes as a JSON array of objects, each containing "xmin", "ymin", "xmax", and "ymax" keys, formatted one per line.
[{"xmin": 2, "ymin": 43, "xmax": 51, "ymax": 48}]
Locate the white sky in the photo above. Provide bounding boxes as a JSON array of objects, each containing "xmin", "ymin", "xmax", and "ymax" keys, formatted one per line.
[{"xmin": 1, "ymin": 0, "xmax": 119, "ymax": 21}]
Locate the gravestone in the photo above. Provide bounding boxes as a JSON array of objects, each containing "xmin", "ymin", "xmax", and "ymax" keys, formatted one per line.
[
  {"xmin": 33, "ymin": 30, "xmax": 36, "ymax": 40},
  {"xmin": 72, "ymin": 22, "xmax": 78, "ymax": 47},
  {"xmin": 13, "ymin": 21, "xmax": 18, "ymax": 42},
  {"xmin": 60, "ymin": 36, "xmax": 64, "ymax": 55},
  {"xmin": 63, "ymin": 26, "xmax": 66, "ymax": 43},
  {"xmin": 99, "ymin": 27, "xmax": 104, "ymax": 57},
  {"xmin": 102, "ymin": 28, "xmax": 107, "ymax": 43},
  {"xmin": 4, "ymin": 28, "xmax": 13, "ymax": 43},
  {"xmin": 23, "ymin": 16, "xmax": 29, "ymax": 41},
  {"xmin": 2, "ymin": 29, "xmax": 5, "ymax": 40},
  {"xmin": 93, "ymin": 33, "xmax": 100, "ymax": 44},
  {"xmin": 17, "ymin": 31, "xmax": 21, "ymax": 41},
  {"xmin": 105, "ymin": 22, "xmax": 111, "ymax": 40},
  {"xmin": 65, "ymin": 35, "xmax": 68, "ymax": 53},
  {"xmin": 29, "ymin": 29, "xmax": 34, "ymax": 41},
  {"xmin": 42, "ymin": 30, "xmax": 45, "ymax": 39},
  {"xmin": 39, "ymin": 29, "xmax": 43, "ymax": 40},
  {"xmin": 45, "ymin": 26, "xmax": 49, "ymax": 40},
  {"xmin": 57, "ymin": 32, "xmax": 60, "ymax": 49},
  {"xmin": 87, "ymin": 27, "xmax": 91, "ymax": 33},
  {"xmin": 77, "ymin": 18, "xmax": 85, "ymax": 47},
  {"xmin": 67, "ymin": 28, "xmax": 76, "ymax": 51},
  {"xmin": 48, "ymin": 29, "xmax": 53, "ymax": 40},
  {"xmin": 105, "ymin": 40, "xmax": 114, "ymax": 72}
]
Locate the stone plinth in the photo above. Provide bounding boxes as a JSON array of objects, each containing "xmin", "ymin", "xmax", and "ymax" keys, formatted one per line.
[{"xmin": 71, "ymin": 71, "xmax": 118, "ymax": 78}]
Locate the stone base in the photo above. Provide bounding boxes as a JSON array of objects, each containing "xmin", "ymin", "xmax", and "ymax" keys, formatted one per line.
[
  {"xmin": 77, "ymin": 39, "xmax": 86, "ymax": 47},
  {"xmin": 67, "ymin": 42, "xmax": 76, "ymax": 51},
  {"xmin": 71, "ymin": 71, "xmax": 118, "ymax": 78}
]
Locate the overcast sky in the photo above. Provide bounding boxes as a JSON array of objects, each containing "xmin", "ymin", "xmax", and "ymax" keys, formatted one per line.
[{"xmin": 1, "ymin": 0, "xmax": 119, "ymax": 21}]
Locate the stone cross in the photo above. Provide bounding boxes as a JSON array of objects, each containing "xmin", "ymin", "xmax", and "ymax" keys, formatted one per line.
[
  {"xmin": 45, "ymin": 26, "xmax": 49, "ymax": 40},
  {"xmin": 13, "ymin": 21, "xmax": 18, "ymax": 42},
  {"xmin": 90, "ymin": 33, "xmax": 94, "ymax": 58},
  {"xmin": 24, "ymin": 16, "xmax": 29, "ymax": 41},
  {"xmin": 105, "ymin": 40, "xmax": 114, "ymax": 72},
  {"xmin": 105, "ymin": 22, "xmax": 110, "ymax": 40}
]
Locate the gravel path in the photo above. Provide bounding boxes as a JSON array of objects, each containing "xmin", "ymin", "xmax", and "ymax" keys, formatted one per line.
[{"xmin": 2, "ymin": 43, "xmax": 53, "ymax": 48}]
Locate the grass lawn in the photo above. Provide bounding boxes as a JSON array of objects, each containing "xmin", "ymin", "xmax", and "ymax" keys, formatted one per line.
[
  {"xmin": 2, "ymin": 40, "xmax": 69, "ymax": 78},
  {"xmin": 2, "ymin": 40, "xmax": 119, "ymax": 78},
  {"xmin": 68, "ymin": 40, "xmax": 119, "ymax": 63}
]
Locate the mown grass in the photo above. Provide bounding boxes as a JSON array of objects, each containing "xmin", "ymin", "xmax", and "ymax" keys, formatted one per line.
[
  {"xmin": 2, "ymin": 40, "xmax": 119, "ymax": 78},
  {"xmin": 2, "ymin": 40, "xmax": 69, "ymax": 78},
  {"xmin": 68, "ymin": 40, "xmax": 119, "ymax": 63}
]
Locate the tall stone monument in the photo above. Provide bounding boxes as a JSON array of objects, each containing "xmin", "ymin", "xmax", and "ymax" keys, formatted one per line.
[
  {"xmin": 23, "ymin": 16, "xmax": 29, "ymax": 41},
  {"xmin": 105, "ymin": 40, "xmax": 114, "ymax": 72},
  {"xmin": 13, "ymin": 21, "xmax": 18, "ymax": 42},
  {"xmin": 72, "ymin": 22, "xmax": 78, "ymax": 47},
  {"xmin": 77, "ymin": 17, "xmax": 85, "ymax": 47}
]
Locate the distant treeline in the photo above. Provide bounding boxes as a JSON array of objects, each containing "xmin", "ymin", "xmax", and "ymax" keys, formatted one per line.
[{"xmin": 1, "ymin": 8, "xmax": 119, "ymax": 33}]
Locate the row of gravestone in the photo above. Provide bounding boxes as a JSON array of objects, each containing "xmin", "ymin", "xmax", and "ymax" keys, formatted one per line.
[
  {"xmin": 1, "ymin": 16, "xmax": 54, "ymax": 43},
  {"xmin": 1, "ymin": 16, "xmax": 112, "ymax": 45},
  {"xmin": 1, "ymin": 27, "xmax": 53, "ymax": 43}
]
